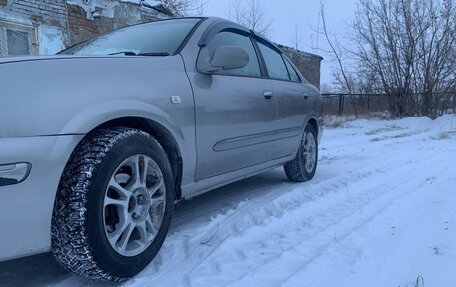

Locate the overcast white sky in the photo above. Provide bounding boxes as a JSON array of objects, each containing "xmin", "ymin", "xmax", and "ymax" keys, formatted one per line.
[{"xmin": 200, "ymin": 0, "xmax": 358, "ymax": 87}]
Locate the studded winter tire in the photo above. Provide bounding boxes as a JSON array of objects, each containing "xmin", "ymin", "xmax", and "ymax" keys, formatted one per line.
[
  {"xmin": 51, "ymin": 128, "xmax": 175, "ymax": 282},
  {"xmin": 284, "ymin": 124, "xmax": 318, "ymax": 182}
]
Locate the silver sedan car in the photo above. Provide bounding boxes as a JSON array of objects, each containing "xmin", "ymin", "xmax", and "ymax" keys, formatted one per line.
[{"xmin": 0, "ymin": 17, "xmax": 322, "ymax": 281}]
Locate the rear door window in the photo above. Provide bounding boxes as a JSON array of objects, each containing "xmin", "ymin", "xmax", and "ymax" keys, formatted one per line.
[
  {"xmin": 284, "ymin": 58, "xmax": 301, "ymax": 82},
  {"xmin": 257, "ymin": 41, "xmax": 290, "ymax": 81}
]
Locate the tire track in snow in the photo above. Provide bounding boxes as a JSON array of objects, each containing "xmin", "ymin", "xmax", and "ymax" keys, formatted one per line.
[
  {"xmin": 126, "ymin": 130, "xmax": 440, "ymax": 287},
  {"xmin": 130, "ymin": 172, "xmax": 390, "ymax": 285},
  {"xmin": 281, "ymin": 153, "xmax": 456, "ymax": 287},
  {"xmin": 200, "ymin": 151, "xmax": 445, "ymax": 287}
]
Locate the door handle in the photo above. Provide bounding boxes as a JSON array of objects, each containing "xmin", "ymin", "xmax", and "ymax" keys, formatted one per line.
[
  {"xmin": 303, "ymin": 93, "xmax": 310, "ymax": 100},
  {"xmin": 264, "ymin": 91, "xmax": 273, "ymax": 100}
]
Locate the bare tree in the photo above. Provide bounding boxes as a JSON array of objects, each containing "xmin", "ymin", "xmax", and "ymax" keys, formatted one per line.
[
  {"xmin": 228, "ymin": 0, "xmax": 273, "ymax": 36},
  {"xmin": 319, "ymin": 1, "xmax": 372, "ymax": 115},
  {"xmin": 228, "ymin": 0, "xmax": 246, "ymax": 25},
  {"xmin": 290, "ymin": 23, "xmax": 303, "ymax": 50},
  {"xmin": 320, "ymin": 1, "xmax": 353, "ymax": 95},
  {"xmin": 159, "ymin": 0, "xmax": 207, "ymax": 16},
  {"xmin": 352, "ymin": 0, "xmax": 456, "ymax": 118}
]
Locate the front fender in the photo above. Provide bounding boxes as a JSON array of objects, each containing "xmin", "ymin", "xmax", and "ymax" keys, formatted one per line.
[
  {"xmin": 60, "ymin": 98, "xmax": 197, "ymax": 188},
  {"xmin": 61, "ymin": 99, "xmax": 185, "ymax": 141}
]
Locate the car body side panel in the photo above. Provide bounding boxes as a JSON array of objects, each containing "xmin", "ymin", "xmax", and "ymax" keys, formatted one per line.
[
  {"xmin": 180, "ymin": 19, "xmax": 287, "ymax": 182},
  {"xmin": 178, "ymin": 18, "xmax": 321, "ymax": 198}
]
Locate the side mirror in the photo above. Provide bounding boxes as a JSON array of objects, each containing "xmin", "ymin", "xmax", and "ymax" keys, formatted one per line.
[{"xmin": 198, "ymin": 45, "xmax": 249, "ymax": 74}]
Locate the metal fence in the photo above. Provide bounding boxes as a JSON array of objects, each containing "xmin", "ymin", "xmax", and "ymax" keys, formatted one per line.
[
  {"xmin": 322, "ymin": 93, "xmax": 389, "ymax": 116},
  {"xmin": 322, "ymin": 92, "xmax": 456, "ymax": 117}
]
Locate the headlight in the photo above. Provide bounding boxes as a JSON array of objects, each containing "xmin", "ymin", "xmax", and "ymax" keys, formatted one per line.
[{"xmin": 0, "ymin": 163, "xmax": 32, "ymax": 187}]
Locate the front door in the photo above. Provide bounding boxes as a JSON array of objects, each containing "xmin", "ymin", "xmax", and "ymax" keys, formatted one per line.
[{"xmin": 192, "ymin": 30, "xmax": 278, "ymax": 180}]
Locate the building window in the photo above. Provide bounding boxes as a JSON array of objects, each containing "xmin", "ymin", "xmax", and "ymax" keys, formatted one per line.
[
  {"xmin": 0, "ymin": 21, "xmax": 37, "ymax": 56},
  {"xmin": 6, "ymin": 29, "xmax": 30, "ymax": 55}
]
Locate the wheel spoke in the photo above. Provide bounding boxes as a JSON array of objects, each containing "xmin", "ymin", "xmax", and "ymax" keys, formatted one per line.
[
  {"xmin": 306, "ymin": 133, "xmax": 313, "ymax": 144},
  {"xmin": 131, "ymin": 155, "xmax": 142, "ymax": 188},
  {"xmin": 107, "ymin": 212, "xmax": 131, "ymax": 246},
  {"xmin": 117, "ymin": 222, "xmax": 136, "ymax": 253},
  {"xmin": 135, "ymin": 222, "xmax": 146, "ymax": 248},
  {"xmin": 149, "ymin": 177, "xmax": 165, "ymax": 196},
  {"xmin": 144, "ymin": 214, "xmax": 157, "ymax": 235},
  {"xmin": 108, "ymin": 177, "xmax": 132, "ymax": 198},
  {"xmin": 140, "ymin": 157, "xmax": 150, "ymax": 187},
  {"xmin": 303, "ymin": 144, "xmax": 310, "ymax": 156},
  {"xmin": 150, "ymin": 196, "xmax": 165, "ymax": 228},
  {"xmin": 152, "ymin": 195, "xmax": 165, "ymax": 205},
  {"xmin": 104, "ymin": 195, "xmax": 128, "ymax": 208},
  {"xmin": 136, "ymin": 220, "xmax": 153, "ymax": 247},
  {"xmin": 151, "ymin": 198, "xmax": 165, "ymax": 214}
]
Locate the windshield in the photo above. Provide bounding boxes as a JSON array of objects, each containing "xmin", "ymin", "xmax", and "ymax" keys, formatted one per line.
[{"xmin": 60, "ymin": 18, "xmax": 201, "ymax": 56}]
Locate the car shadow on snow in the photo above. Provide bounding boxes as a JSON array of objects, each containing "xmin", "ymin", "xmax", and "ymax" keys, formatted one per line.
[
  {"xmin": 0, "ymin": 168, "xmax": 295, "ymax": 287},
  {"xmin": 0, "ymin": 252, "xmax": 116, "ymax": 287}
]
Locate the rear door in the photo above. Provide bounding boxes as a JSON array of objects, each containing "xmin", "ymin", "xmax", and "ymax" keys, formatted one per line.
[
  {"xmin": 192, "ymin": 30, "xmax": 278, "ymax": 180},
  {"xmin": 255, "ymin": 39, "xmax": 312, "ymax": 157}
]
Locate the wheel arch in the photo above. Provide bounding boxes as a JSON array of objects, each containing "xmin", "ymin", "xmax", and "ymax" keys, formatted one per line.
[
  {"xmin": 58, "ymin": 100, "xmax": 186, "ymax": 199},
  {"xmin": 93, "ymin": 117, "xmax": 183, "ymax": 199},
  {"xmin": 61, "ymin": 115, "xmax": 184, "ymax": 200}
]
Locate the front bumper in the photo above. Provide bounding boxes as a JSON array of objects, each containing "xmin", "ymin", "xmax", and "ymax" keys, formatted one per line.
[{"xmin": 0, "ymin": 134, "xmax": 83, "ymax": 262}]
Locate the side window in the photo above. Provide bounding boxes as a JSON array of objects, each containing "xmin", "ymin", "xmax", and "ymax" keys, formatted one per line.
[
  {"xmin": 257, "ymin": 41, "xmax": 290, "ymax": 81},
  {"xmin": 284, "ymin": 58, "xmax": 301, "ymax": 82},
  {"xmin": 207, "ymin": 31, "xmax": 261, "ymax": 77}
]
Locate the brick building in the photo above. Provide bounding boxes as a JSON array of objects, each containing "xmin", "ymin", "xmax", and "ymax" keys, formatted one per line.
[
  {"xmin": 0, "ymin": 0, "xmax": 322, "ymax": 87},
  {"xmin": 279, "ymin": 45, "xmax": 323, "ymax": 89},
  {"xmin": 0, "ymin": 0, "xmax": 170, "ymax": 55}
]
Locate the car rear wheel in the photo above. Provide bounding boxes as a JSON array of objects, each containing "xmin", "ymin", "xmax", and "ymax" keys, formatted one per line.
[
  {"xmin": 51, "ymin": 128, "xmax": 175, "ymax": 282},
  {"xmin": 284, "ymin": 124, "xmax": 318, "ymax": 182}
]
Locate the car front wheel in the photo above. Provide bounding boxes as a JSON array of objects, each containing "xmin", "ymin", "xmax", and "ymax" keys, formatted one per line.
[{"xmin": 51, "ymin": 128, "xmax": 175, "ymax": 281}]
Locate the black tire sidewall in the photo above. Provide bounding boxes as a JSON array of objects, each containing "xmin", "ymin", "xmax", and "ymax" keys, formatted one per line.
[{"xmin": 85, "ymin": 132, "xmax": 175, "ymax": 278}]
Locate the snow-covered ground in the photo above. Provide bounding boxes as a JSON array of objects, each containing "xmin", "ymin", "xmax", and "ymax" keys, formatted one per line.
[{"xmin": 1, "ymin": 115, "xmax": 456, "ymax": 287}]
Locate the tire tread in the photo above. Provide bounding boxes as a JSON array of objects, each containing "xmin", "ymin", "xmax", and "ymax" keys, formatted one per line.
[{"xmin": 51, "ymin": 128, "xmax": 162, "ymax": 282}]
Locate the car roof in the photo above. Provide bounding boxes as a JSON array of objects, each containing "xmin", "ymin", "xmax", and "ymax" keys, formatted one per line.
[{"xmin": 195, "ymin": 17, "xmax": 283, "ymax": 53}]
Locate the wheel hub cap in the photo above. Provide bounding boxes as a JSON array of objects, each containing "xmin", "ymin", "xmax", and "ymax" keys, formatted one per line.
[{"xmin": 130, "ymin": 188, "xmax": 151, "ymax": 222}]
